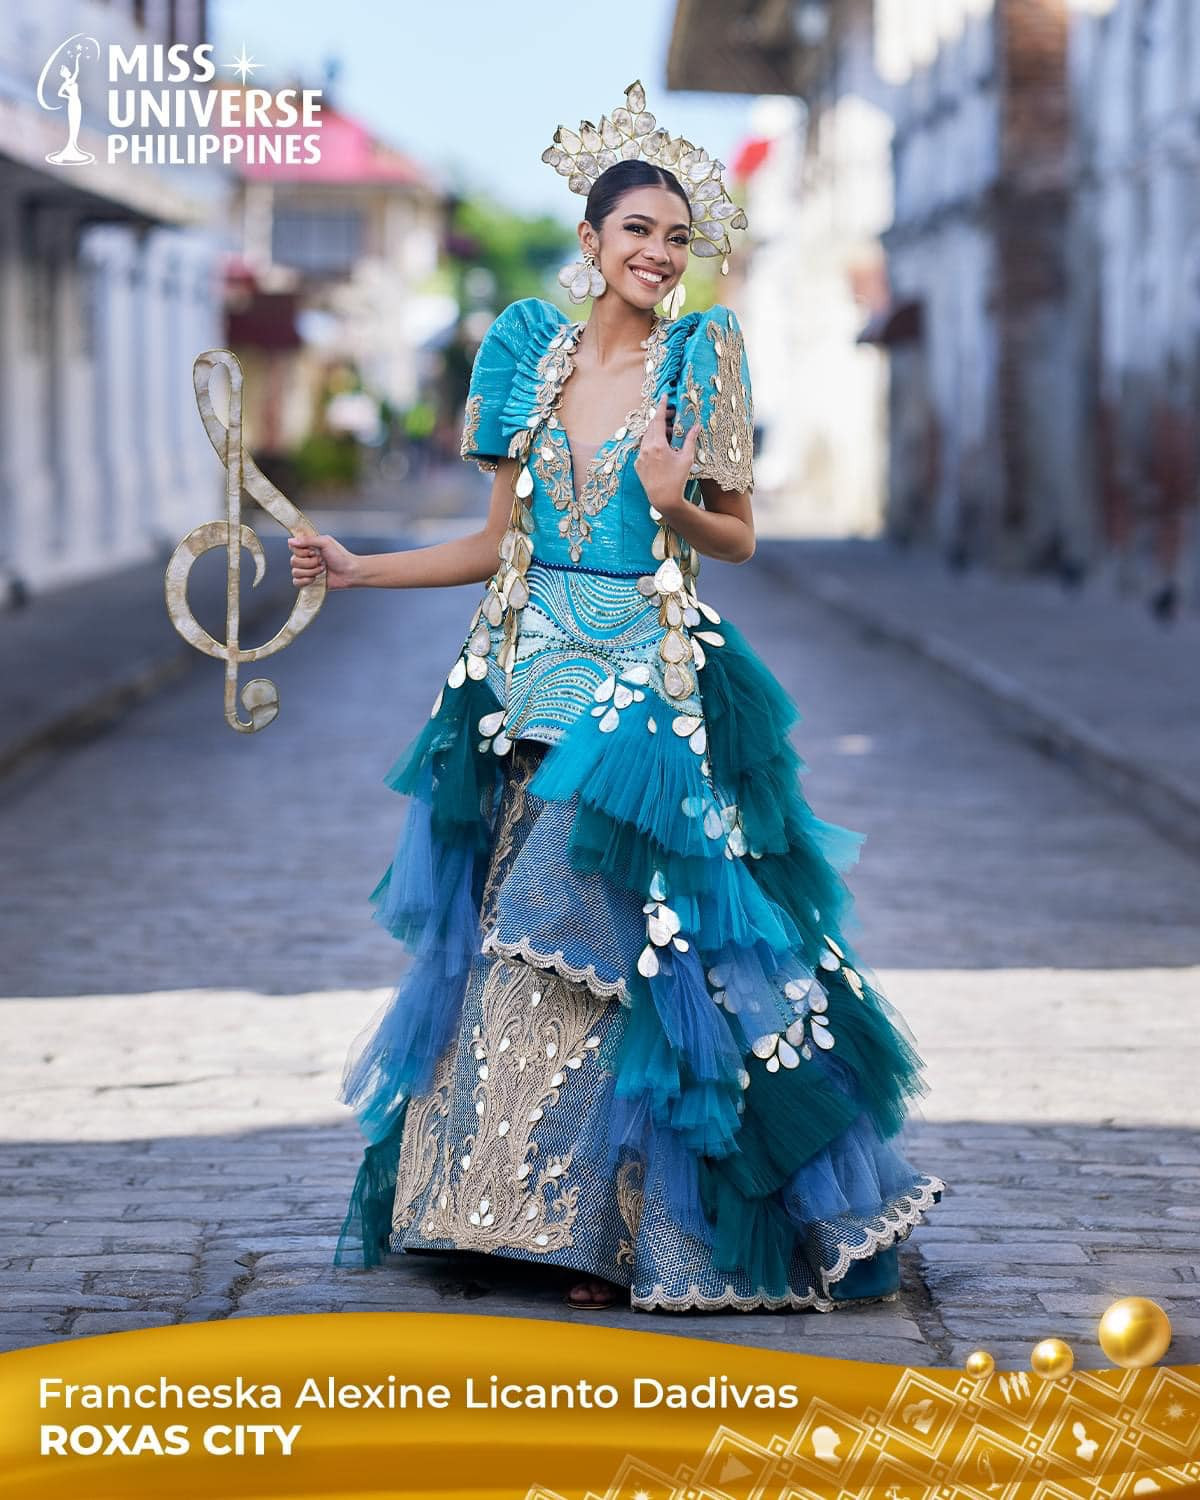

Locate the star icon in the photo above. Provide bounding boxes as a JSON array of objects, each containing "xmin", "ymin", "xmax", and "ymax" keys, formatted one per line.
[{"xmin": 224, "ymin": 44, "xmax": 262, "ymax": 84}]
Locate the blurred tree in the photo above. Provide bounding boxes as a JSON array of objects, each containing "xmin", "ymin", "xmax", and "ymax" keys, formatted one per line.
[
  {"xmin": 449, "ymin": 195, "xmax": 574, "ymax": 310},
  {"xmin": 431, "ymin": 195, "xmax": 573, "ymax": 452}
]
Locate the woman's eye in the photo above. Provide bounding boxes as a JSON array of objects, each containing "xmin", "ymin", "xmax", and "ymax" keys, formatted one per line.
[{"xmin": 624, "ymin": 223, "xmax": 689, "ymax": 247}]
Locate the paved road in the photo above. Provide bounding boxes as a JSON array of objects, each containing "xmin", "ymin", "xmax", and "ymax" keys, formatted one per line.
[{"xmin": 1, "ymin": 536, "xmax": 1197, "ymax": 1367}]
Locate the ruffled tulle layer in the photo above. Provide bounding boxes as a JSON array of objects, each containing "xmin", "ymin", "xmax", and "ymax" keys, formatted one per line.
[{"xmin": 334, "ymin": 609, "xmax": 943, "ymax": 1304}]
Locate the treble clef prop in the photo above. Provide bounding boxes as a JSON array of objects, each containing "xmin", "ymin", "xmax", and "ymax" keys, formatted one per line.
[{"xmin": 164, "ymin": 350, "xmax": 325, "ymax": 732}]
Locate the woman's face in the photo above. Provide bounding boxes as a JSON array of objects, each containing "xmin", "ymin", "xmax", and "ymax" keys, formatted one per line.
[{"xmin": 586, "ymin": 184, "xmax": 691, "ymax": 312}]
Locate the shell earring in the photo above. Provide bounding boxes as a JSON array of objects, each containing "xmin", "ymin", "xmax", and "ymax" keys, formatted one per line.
[
  {"xmin": 558, "ymin": 248, "xmax": 606, "ymax": 304},
  {"xmin": 661, "ymin": 281, "xmax": 687, "ymax": 320}
]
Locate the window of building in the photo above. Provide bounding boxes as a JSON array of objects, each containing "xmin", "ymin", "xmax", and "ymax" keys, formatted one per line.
[{"xmin": 271, "ymin": 209, "xmax": 364, "ymax": 274}]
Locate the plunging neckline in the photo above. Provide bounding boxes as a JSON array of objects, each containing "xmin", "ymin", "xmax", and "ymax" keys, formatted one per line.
[
  {"xmin": 528, "ymin": 313, "xmax": 671, "ymax": 562},
  {"xmin": 552, "ymin": 316, "xmax": 666, "ymax": 496}
]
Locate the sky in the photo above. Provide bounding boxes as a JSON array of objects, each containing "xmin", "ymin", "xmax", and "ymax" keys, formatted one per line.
[{"xmin": 211, "ymin": 0, "xmax": 757, "ymax": 226}]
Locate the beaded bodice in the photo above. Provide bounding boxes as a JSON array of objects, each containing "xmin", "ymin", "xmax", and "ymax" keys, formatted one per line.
[
  {"xmin": 459, "ymin": 297, "xmax": 754, "ymax": 574},
  {"xmin": 523, "ymin": 316, "xmax": 672, "ymax": 570},
  {"xmin": 452, "ymin": 297, "xmax": 755, "ymax": 746}
]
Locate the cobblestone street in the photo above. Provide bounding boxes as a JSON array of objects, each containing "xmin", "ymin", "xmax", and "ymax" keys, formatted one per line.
[{"xmin": 1, "ymin": 522, "xmax": 1197, "ymax": 1367}]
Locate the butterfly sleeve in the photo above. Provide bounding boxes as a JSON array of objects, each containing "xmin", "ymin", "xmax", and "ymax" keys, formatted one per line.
[{"xmin": 459, "ymin": 298, "xmax": 565, "ymax": 471}]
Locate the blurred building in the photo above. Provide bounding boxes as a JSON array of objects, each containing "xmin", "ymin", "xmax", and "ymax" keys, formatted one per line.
[
  {"xmin": 871, "ymin": 0, "xmax": 1079, "ymax": 575},
  {"xmin": 878, "ymin": 0, "xmax": 1200, "ymax": 605},
  {"xmin": 220, "ymin": 93, "xmax": 446, "ymax": 470},
  {"xmin": 1067, "ymin": 0, "xmax": 1200, "ymax": 611},
  {"xmin": 669, "ymin": 0, "xmax": 894, "ymax": 538},
  {"xmin": 0, "ymin": 0, "xmax": 227, "ymax": 599},
  {"xmin": 671, "ymin": 0, "xmax": 1200, "ymax": 610}
]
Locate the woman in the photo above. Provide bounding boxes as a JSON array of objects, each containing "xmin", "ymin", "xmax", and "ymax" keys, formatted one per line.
[
  {"xmin": 48, "ymin": 54, "xmax": 92, "ymax": 167},
  {"xmin": 290, "ymin": 84, "xmax": 943, "ymax": 1312}
]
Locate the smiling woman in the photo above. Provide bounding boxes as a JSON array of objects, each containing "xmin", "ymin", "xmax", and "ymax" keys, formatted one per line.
[{"xmin": 290, "ymin": 83, "xmax": 944, "ymax": 1319}]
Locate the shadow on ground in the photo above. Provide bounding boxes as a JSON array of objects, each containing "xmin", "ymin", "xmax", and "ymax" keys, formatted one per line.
[{"xmin": 1, "ymin": 1117, "xmax": 1196, "ymax": 1369}]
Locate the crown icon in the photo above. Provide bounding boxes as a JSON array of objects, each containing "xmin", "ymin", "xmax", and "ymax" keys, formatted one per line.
[{"xmin": 541, "ymin": 80, "xmax": 749, "ymax": 267}]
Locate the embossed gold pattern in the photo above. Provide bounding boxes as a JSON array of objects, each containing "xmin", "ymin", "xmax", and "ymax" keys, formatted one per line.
[
  {"xmin": 614, "ymin": 1157, "xmax": 645, "ymax": 1267},
  {"xmin": 391, "ymin": 1047, "xmax": 455, "ymax": 1233},
  {"xmin": 459, "ymin": 392, "xmax": 482, "ymax": 460},
  {"xmin": 420, "ymin": 962, "xmax": 607, "ymax": 1253},
  {"xmin": 525, "ymin": 1357, "xmax": 1200, "ymax": 1500},
  {"xmin": 680, "ymin": 312, "xmax": 755, "ymax": 495},
  {"xmin": 531, "ymin": 427, "xmax": 578, "ymax": 548}
]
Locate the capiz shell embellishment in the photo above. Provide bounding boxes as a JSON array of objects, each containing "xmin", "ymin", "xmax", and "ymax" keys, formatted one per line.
[{"xmin": 541, "ymin": 81, "xmax": 748, "ymax": 267}]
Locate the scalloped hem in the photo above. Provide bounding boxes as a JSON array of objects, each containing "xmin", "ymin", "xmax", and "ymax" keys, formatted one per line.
[
  {"xmin": 632, "ymin": 1282, "xmax": 830, "ymax": 1313},
  {"xmin": 630, "ymin": 1175, "xmax": 944, "ymax": 1313},
  {"xmin": 814, "ymin": 1173, "xmax": 945, "ymax": 1299},
  {"xmin": 480, "ymin": 927, "xmax": 630, "ymax": 1002}
]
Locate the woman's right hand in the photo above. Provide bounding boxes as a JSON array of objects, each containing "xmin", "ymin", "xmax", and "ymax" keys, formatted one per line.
[{"xmin": 288, "ymin": 531, "xmax": 360, "ymax": 590}]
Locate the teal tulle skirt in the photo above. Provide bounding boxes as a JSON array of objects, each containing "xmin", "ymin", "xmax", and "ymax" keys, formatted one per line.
[{"xmin": 334, "ymin": 571, "xmax": 943, "ymax": 1310}]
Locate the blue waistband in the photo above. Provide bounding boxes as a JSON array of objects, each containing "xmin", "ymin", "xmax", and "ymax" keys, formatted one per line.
[{"xmin": 530, "ymin": 558, "xmax": 648, "ymax": 580}]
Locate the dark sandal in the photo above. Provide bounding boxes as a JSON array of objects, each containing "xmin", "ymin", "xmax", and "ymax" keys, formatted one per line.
[{"xmin": 563, "ymin": 1277, "xmax": 622, "ymax": 1309}]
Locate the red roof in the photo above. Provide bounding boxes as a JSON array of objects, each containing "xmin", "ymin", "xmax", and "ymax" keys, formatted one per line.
[
  {"xmin": 219, "ymin": 87, "xmax": 433, "ymax": 186},
  {"xmin": 731, "ymin": 137, "xmax": 772, "ymax": 181}
]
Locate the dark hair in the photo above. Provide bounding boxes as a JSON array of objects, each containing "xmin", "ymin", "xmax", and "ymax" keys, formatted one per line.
[{"xmin": 584, "ymin": 159, "xmax": 691, "ymax": 234}]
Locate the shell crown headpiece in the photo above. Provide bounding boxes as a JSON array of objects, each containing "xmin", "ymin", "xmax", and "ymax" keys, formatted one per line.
[{"xmin": 541, "ymin": 79, "xmax": 748, "ymax": 270}]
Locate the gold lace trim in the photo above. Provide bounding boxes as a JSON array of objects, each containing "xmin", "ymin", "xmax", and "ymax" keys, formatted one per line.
[
  {"xmin": 418, "ymin": 961, "xmax": 607, "ymax": 1253},
  {"xmin": 460, "ymin": 393, "xmax": 483, "ymax": 461},
  {"xmin": 633, "ymin": 1281, "xmax": 825, "ymax": 1312},
  {"xmin": 531, "ymin": 318, "xmax": 671, "ymax": 563},
  {"xmin": 479, "ymin": 930, "xmax": 628, "ymax": 1000},
  {"xmin": 815, "ymin": 1173, "xmax": 945, "ymax": 1297},
  {"xmin": 531, "ymin": 428, "xmax": 579, "ymax": 551},
  {"xmin": 391, "ymin": 1046, "xmax": 455, "ymax": 1233},
  {"xmin": 459, "ymin": 394, "xmax": 498, "ymax": 474},
  {"xmin": 680, "ymin": 312, "xmax": 754, "ymax": 495},
  {"xmin": 629, "ymin": 1174, "xmax": 944, "ymax": 1311}
]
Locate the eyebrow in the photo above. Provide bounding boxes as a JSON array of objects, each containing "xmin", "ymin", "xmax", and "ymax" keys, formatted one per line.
[{"xmin": 622, "ymin": 212, "xmax": 691, "ymax": 232}]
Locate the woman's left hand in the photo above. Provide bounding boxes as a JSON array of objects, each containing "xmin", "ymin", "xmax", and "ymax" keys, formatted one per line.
[{"xmin": 634, "ymin": 400, "xmax": 699, "ymax": 516}]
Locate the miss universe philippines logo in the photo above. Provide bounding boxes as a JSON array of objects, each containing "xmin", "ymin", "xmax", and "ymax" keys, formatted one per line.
[{"xmin": 36, "ymin": 35, "xmax": 324, "ymax": 168}]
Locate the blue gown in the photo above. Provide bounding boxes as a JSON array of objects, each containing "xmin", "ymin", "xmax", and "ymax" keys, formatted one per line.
[{"xmin": 334, "ymin": 298, "xmax": 944, "ymax": 1311}]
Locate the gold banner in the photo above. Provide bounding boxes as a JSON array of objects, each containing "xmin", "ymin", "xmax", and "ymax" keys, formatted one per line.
[{"xmin": 0, "ymin": 1314, "xmax": 1197, "ymax": 1498}]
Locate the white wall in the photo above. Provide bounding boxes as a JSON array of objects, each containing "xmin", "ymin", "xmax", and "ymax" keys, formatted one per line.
[
  {"xmin": 1068, "ymin": 0, "xmax": 1200, "ymax": 598},
  {"xmin": 0, "ymin": 0, "xmax": 228, "ymax": 595},
  {"xmin": 743, "ymin": 19, "xmax": 896, "ymax": 538}
]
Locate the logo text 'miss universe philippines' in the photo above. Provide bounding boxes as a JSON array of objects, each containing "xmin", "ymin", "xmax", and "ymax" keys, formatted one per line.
[{"xmin": 38, "ymin": 35, "xmax": 323, "ymax": 168}]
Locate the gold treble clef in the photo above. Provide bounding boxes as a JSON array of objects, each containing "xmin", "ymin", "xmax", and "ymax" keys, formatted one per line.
[{"xmin": 164, "ymin": 350, "xmax": 325, "ymax": 732}]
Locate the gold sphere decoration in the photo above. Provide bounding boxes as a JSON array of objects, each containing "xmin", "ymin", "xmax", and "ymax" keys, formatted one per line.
[
  {"xmin": 1097, "ymin": 1297, "xmax": 1173, "ymax": 1368},
  {"xmin": 1031, "ymin": 1337, "xmax": 1075, "ymax": 1379},
  {"xmin": 965, "ymin": 1349, "xmax": 995, "ymax": 1378}
]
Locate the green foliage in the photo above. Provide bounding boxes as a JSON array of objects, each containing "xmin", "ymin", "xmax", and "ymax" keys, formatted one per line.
[
  {"xmin": 451, "ymin": 195, "xmax": 574, "ymax": 308},
  {"xmin": 447, "ymin": 191, "xmax": 734, "ymax": 318},
  {"xmin": 675, "ymin": 257, "xmax": 723, "ymax": 316},
  {"xmin": 291, "ymin": 430, "xmax": 360, "ymax": 490}
]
